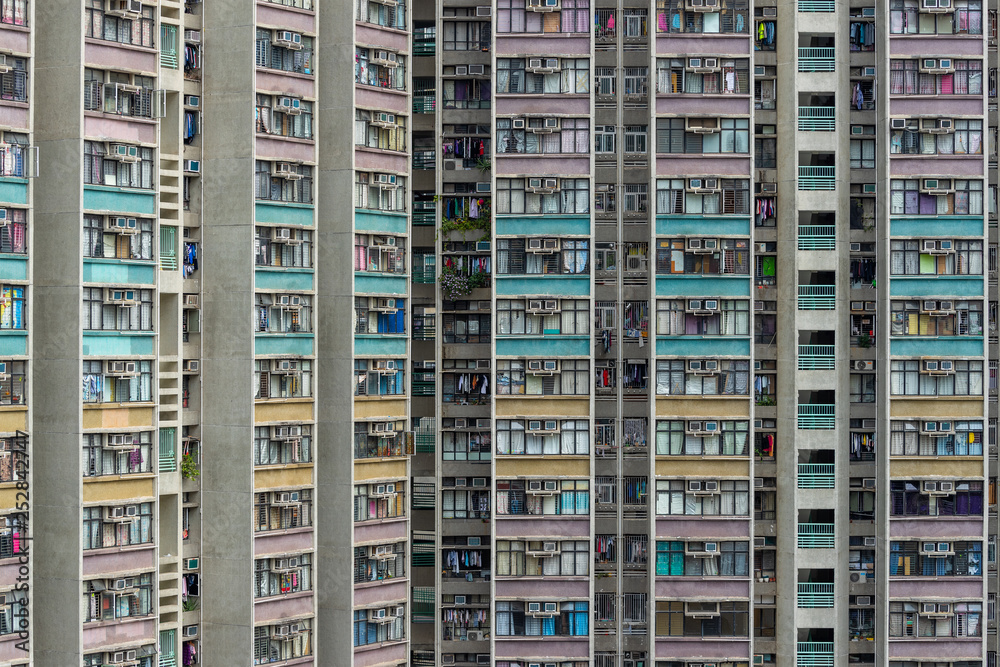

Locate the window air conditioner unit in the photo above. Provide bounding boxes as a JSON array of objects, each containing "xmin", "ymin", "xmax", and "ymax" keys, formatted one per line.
[
  {"xmin": 273, "ymin": 491, "xmax": 301, "ymax": 505},
  {"xmin": 105, "ymin": 506, "xmax": 131, "ymax": 522},
  {"xmin": 276, "ymin": 97, "xmax": 302, "ymax": 115},
  {"xmin": 476, "ymin": 359, "xmax": 490, "ymax": 370},
  {"xmin": 274, "ymin": 31, "xmax": 303, "ymax": 50},
  {"xmin": 528, "ymin": 541, "xmax": 560, "ymax": 556},
  {"xmin": 272, "ymin": 162, "xmax": 302, "ymax": 180},
  {"xmin": 686, "ymin": 178, "xmax": 719, "ymax": 192},
  {"xmin": 686, "ymin": 118, "xmax": 719, "ymax": 134},
  {"xmin": 686, "ymin": 420, "xmax": 719, "ymax": 434},
  {"xmin": 183, "ymin": 360, "xmax": 200, "ymax": 373},
  {"xmin": 368, "ymin": 422, "xmax": 396, "ymax": 436},
  {"xmin": 467, "ymin": 631, "xmax": 485, "ymax": 641},
  {"xmin": 374, "ymin": 172, "xmax": 398, "ymax": 188},
  {"xmin": 526, "ymin": 237, "xmax": 559, "ymax": 253},
  {"xmin": 527, "ymin": 0, "xmax": 559, "ymax": 12},
  {"xmin": 372, "ymin": 51, "xmax": 399, "ymax": 68},
  {"xmin": 921, "ymin": 541, "xmax": 954, "ymax": 556},
  {"xmin": 526, "ymin": 298, "xmax": 559, "ymax": 313},
  {"xmin": 105, "ymin": 216, "xmax": 139, "ymax": 234},
  {"xmin": 373, "ymin": 359, "xmax": 398, "ymax": 374},
  {"xmin": 369, "ymin": 297, "xmax": 398, "ymax": 312},
  {"xmin": 854, "ymin": 360, "xmax": 874, "ymax": 371},
  {"xmin": 526, "ymin": 359, "xmax": 559, "ymax": 375},
  {"xmin": 476, "ymin": 5, "xmax": 491, "ymax": 15},
  {"xmin": 106, "ymin": 288, "xmax": 139, "ymax": 306},
  {"xmin": 454, "ymin": 65, "xmax": 468, "ymax": 76},
  {"xmin": 685, "ymin": 602, "xmax": 720, "ymax": 617},
  {"xmin": 106, "ymin": 433, "xmax": 134, "ymax": 449},
  {"xmin": 184, "ymin": 625, "xmax": 198, "ymax": 637},
  {"xmin": 527, "ymin": 178, "xmax": 559, "ymax": 193},
  {"xmin": 109, "ymin": 143, "xmax": 140, "ymax": 163},
  {"xmin": 184, "ymin": 95, "xmax": 200, "ymax": 108},
  {"xmin": 920, "ymin": 58, "xmax": 953, "ymax": 73},
  {"xmin": 183, "ymin": 159, "xmax": 200, "ymax": 173},
  {"xmin": 371, "ymin": 235, "xmax": 398, "ymax": 249},
  {"xmin": 185, "ymin": 558, "xmax": 199, "ymax": 569},
  {"xmin": 922, "ymin": 0, "xmax": 953, "ymax": 11},
  {"xmin": 106, "ymin": 0, "xmax": 142, "ymax": 18},
  {"xmin": 862, "ymin": 478, "xmax": 876, "ymax": 489},
  {"xmin": 686, "ymin": 298, "xmax": 719, "ymax": 314},
  {"xmin": 855, "ymin": 596, "xmax": 873, "ymax": 606},
  {"xmin": 469, "ymin": 64, "xmax": 486, "ymax": 75},
  {"xmin": 686, "ymin": 57, "xmax": 719, "ymax": 72},
  {"xmin": 183, "ymin": 294, "xmax": 200, "ymax": 308},
  {"xmin": 890, "ymin": 118, "xmax": 907, "ymax": 130},
  {"xmin": 925, "ymin": 118, "xmax": 953, "ymax": 134},
  {"xmin": 527, "ymin": 58, "xmax": 559, "ymax": 73},
  {"xmin": 271, "ymin": 359, "xmax": 300, "ymax": 374},
  {"xmin": 106, "ymin": 360, "xmax": 139, "ymax": 376},
  {"xmin": 687, "ymin": 237, "xmax": 719, "ymax": 253},
  {"xmin": 759, "ymin": 182, "xmax": 777, "ymax": 194},
  {"xmin": 863, "ymin": 537, "xmax": 877, "ymax": 547},
  {"xmin": 512, "ymin": 118, "xmax": 526, "ymax": 129}
]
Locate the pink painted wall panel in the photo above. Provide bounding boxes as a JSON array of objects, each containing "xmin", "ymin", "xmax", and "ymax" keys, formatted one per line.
[
  {"xmin": 657, "ymin": 35, "xmax": 750, "ymax": 55},
  {"xmin": 83, "ymin": 546, "xmax": 156, "ymax": 577},
  {"xmin": 656, "ymin": 155, "xmax": 751, "ymax": 177},
  {"xmin": 254, "ymin": 593, "xmax": 314, "ymax": 624},
  {"xmin": 354, "ymin": 519, "xmax": 408, "ymax": 544},
  {"xmin": 656, "ymin": 96, "xmax": 750, "ymax": 115},
  {"xmin": 355, "ymin": 148, "xmax": 408, "ymax": 173},
  {"xmin": 354, "ymin": 579, "xmax": 407, "ymax": 607},
  {"xmin": 494, "ymin": 578, "xmax": 588, "ymax": 599},
  {"xmin": 257, "ymin": 3, "xmax": 316, "ymax": 33},
  {"xmin": 494, "ymin": 638, "xmax": 589, "ymax": 659},
  {"xmin": 0, "ymin": 28, "xmax": 28, "ymax": 55},
  {"xmin": 84, "ymin": 115, "xmax": 157, "ymax": 145},
  {"xmin": 253, "ymin": 528, "xmax": 314, "ymax": 556},
  {"xmin": 655, "ymin": 578, "xmax": 750, "ymax": 599},
  {"xmin": 888, "ymin": 639, "xmax": 981, "ymax": 659},
  {"xmin": 356, "ymin": 24, "xmax": 408, "ymax": 52},
  {"xmin": 655, "ymin": 639, "xmax": 751, "ymax": 659},
  {"xmin": 889, "ymin": 156, "xmax": 984, "ymax": 176},
  {"xmin": 890, "ymin": 36, "xmax": 983, "ymax": 56},
  {"xmin": 256, "ymin": 135, "xmax": 316, "ymax": 163},
  {"xmin": 0, "ymin": 636, "xmax": 24, "ymax": 662},
  {"xmin": 258, "ymin": 70, "xmax": 315, "ymax": 99},
  {"xmin": 889, "ymin": 578, "xmax": 982, "ymax": 599},
  {"xmin": 495, "ymin": 96, "xmax": 590, "ymax": 116},
  {"xmin": 0, "ymin": 560, "xmax": 20, "ymax": 585},
  {"xmin": 495, "ymin": 155, "xmax": 589, "ymax": 176},
  {"xmin": 656, "ymin": 518, "xmax": 750, "ymax": 539},
  {"xmin": 355, "ymin": 87, "xmax": 408, "ymax": 114},
  {"xmin": 354, "ymin": 642, "xmax": 407, "ymax": 667},
  {"xmin": 85, "ymin": 41, "xmax": 157, "ymax": 74},
  {"xmin": 495, "ymin": 35, "xmax": 590, "ymax": 56},
  {"xmin": 83, "ymin": 618, "xmax": 156, "ymax": 651},
  {"xmin": 890, "ymin": 98, "xmax": 983, "ymax": 117},
  {"xmin": 0, "ymin": 104, "xmax": 28, "ymax": 132},
  {"xmin": 889, "ymin": 518, "xmax": 983, "ymax": 539},
  {"xmin": 495, "ymin": 517, "xmax": 590, "ymax": 538}
]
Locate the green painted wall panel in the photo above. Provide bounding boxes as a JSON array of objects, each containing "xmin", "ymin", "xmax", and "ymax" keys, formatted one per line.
[
  {"xmin": 655, "ymin": 337, "xmax": 751, "ymax": 357},
  {"xmin": 495, "ymin": 336, "xmax": 590, "ymax": 357},
  {"xmin": 890, "ymin": 216, "xmax": 983, "ymax": 238},
  {"xmin": 0, "ymin": 178, "xmax": 28, "ymax": 206},
  {"xmin": 83, "ymin": 185, "xmax": 156, "ymax": 215},
  {"xmin": 254, "ymin": 334, "xmax": 315, "ymax": 356},
  {"xmin": 82, "ymin": 332, "xmax": 155, "ymax": 356},
  {"xmin": 656, "ymin": 276, "xmax": 751, "ymax": 297},
  {"xmin": 255, "ymin": 202, "xmax": 314, "ymax": 227},
  {"xmin": 354, "ymin": 273, "xmax": 407, "ymax": 295},
  {"xmin": 496, "ymin": 215, "xmax": 591, "ymax": 237},
  {"xmin": 0, "ymin": 256, "xmax": 27, "ymax": 281},
  {"xmin": 354, "ymin": 210, "xmax": 408, "ymax": 234},
  {"xmin": 656, "ymin": 215, "xmax": 752, "ymax": 236},
  {"xmin": 355, "ymin": 336, "xmax": 407, "ymax": 357},
  {"xmin": 889, "ymin": 276, "xmax": 984, "ymax": 298},
  {"xmin": 0, "ymin": 332, "xmax": 26, "ymax": 356},
  {"xmin": 83, "ymin": 259, "xmax": 157, "ymax": 285},
  {"xmin": 890, "ymin": 337, "xmax": 985, "ymax": 358},
  {"xmin": 255, "ymin": 268, "xmax": 315, "ymax": 292},
  {"xmin": 495, "ymin": 276, "xmax": 590, "ymax": 297}
]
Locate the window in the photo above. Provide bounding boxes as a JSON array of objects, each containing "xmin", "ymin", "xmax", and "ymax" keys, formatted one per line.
[
  {"xmin": 0, "ymin": 0, "xmax": 25, "ymax": 27},
  {"xmin": 655, "ymin": 241, "xmax": 750, "ymax": 275},
  {"xmin": 84, "ymin": 141, "xmax": 154, "ymax": 189},
  {"xmin": 655, "ymin": 600, "xmax": 750, "ymax": 636},
  {"xmin": 656, "ymin": 179, "xmax": 751, "ymax": 215},
  {"xmin": 890, "ymin": 359, "xmax": 983, "ymax": 396},
  {"xmin": 82, "ymin": 432, "xmax": 153, "ymax": 476},
  {"xmin": 495, "ymin": 419, "xmax": 590, "ymax": 454},
  {"xmin": 655, "ymin": 298, "xmax": 750, "ymax": 336},
  {"xmin": 890, "ymin": 239, "xmax": 983, "ymax": 275},
  {"xmin": 355, "ymin": 172, "xmax": 406, "ymax": 211},
  {"xmin": 254, "ymin": 359, "xmax": 313, "ymax": 399},
  {"xmin": 497, "ymin": 0, "xmax": 591, "ymax": 33},
  {"xmin": 257, "ymin": 93, "xmax": 314, "ymax": 139},
  {"xmin": 354, "ymin": 296, "xmax": 406, "ymax": 334},
  {"xmin": 496, "ymin": 58, "xmax": 590, "ymax": 95},
  {"xmin": 496, "ymin": 540, "xmax": 589, "ymax": 576},
  {"xmin": 83, "ymin": 287, "xmax": 152, "ymax": 331},
  {"xmin": 354, "ymin": 483, "xmax": 406, "ymax": 522},
  {"xmin": 254, "ymin": 619, "xmax": 314, "ymax": 663},
  {"xmin": 497, "ymin": 118, "xmax": 589, "ymax": 154},
  {"xmin": 496, "ymin": 479, "xmax": 590, "ymax": 515},
  {"xmin": 495, "ymin": 178, "xmax": 589, "ymax": 215},
  {"xmin": 655, "ymin": 359, "xmax": 750, "ymax": 395},
  {"xmin": 890, "ymin": 0, "xmax": 983, "ymax": 34},
  {"xmin": 85, "ymin": 0, "xmax": 155, "ymax": 46},
  {"xmin": 594, "ymin": 125, "xmax": 616, "ymax": 154},
  {"xmin": 850, "ymin": 138, "xmax": 876, "ymax": 168},
  {"xmin": 496, "ymin": 601, "xmax": 589, "ymax": 636},
  {"xmin": 353, "ymin": 607, "xmax": 405, "ymax": 646},
  {"xmin": 253, "ymin": 425, "xmax": 312, "ymax": 465},
  {"xmin": 889, "ymin": 601, "xmax": 982, "ymax": 637},
  {"xmin": 354, "ymin": 542, "xmax": 406, "ymax": 583},
  {"xmin": 889, "ymin": 541, "xmax": 983, "ymax": 577},
  {"xmin": 655, "ymin": 420, "xmax": 749, "ymax": 456},
  {"xmin": 889, "ymin": 59, "xmax": 983, "ymax": 95},
  {"xmin": 442, "ymin": 12, "xmax": 491, "ymax": 50},
  {"xmin": 441, "ymin": 482, "xmax": 491, "ymax": 519},
  {"xmin": 624, "ymin": 125, "xmax": 648, "ymax": 153},
  {"xmin": 83, "ymin": 215, "xmax": 154, "ymax": 260},
  {"xmin": 890, "ymin": 118, "xmax": 983, "ymax": 155},
  {"xmin": 254, "ymin": 489, "xmax": 313, "ymax": 531},
  {"xmin": 655, "ymin": 540, "xmax": 750, "ymax": 576},
  {"xmin": 496, "ymin": 238, "xmax": 589, "ymax": 275},
  {"xmin": 82, "ymin": 503, "xmax": 154, "ymax": 549},
  {"xmin": 353, "ymin": 233, "xmax": 407, "ymax": 273},
  {"xmin": 254, "ymin": 226, "xmax": 313, "ymax": 268},
  {"xmin": 254, "ymin": 160, "xmax": 313, "ymax": 203},
  {"xmin": 0, "ymin": 208, "xmax": 25, "ymax": 255},
  {"xmin": 496, "ymin": 360, "xmax": 589, "ymax": 395},
  {"xmin": 255, "ymin": 29, "xmax": 314, "ymax": 75},
  {"xmin": 254, "ymin": 553, "xmax": 313, "ymax": 598},
  {"xmin": 354, "ymin": 109, "xmax": 406, "ymax": 151},
  {"xmin": 0, "ymin": 513, "xmax": 25, "ymax": 559},
  {"xmin": 655, "ymin": 58, "xmax": 750, "ymax": 93},
  {"xmin": 655, "ymin": 480, "xmax": 751, "ymax": 516},
  {"xmin": 353, "ymin": 360, "xmax": 406, "ymax": 397},
  {"xmin": 255, "ymin": 293, "xmax": 312, "ymax": 333},
  {"xmin": 890, "ymin": 420, "xmax": 984, "ymax": 456},
  {"xmin": 83, "ymin": 69, "xmax": 158, "ymax": 118},
  {"xmin": 655, "ymin": 118, "xmax": 750, "ymax": 153},
  {"xmin": 890, "ymin": 300, "xmax": 983, "ymax": 336},
  {"xmin": 82, "ymin": 359, "xmax": 152, "ymax": 403},
  {"xmin": 890, "ymin": 480, "xmax": 984, "ymax": 516},
  {"xmin": 356, "ymin": 0, "xmax": 406, "ymax": 28},
  {"xmin": 655, "ymin": 0, "xmax": 750, "ymax": 34},
  {"xmin": 355, "ymin": 47, "xmax": 406, "ymax": 90},
  {"xmin": 84, "ymin": 573, "xmax": 155, "ymax": 622},
  {"xmin": 441, "ymin": 419, "xmax": 492, "ymax": 462},
  {"xmin": 496, "ymin": 299, "xmax": 589, "ymax": 335}
]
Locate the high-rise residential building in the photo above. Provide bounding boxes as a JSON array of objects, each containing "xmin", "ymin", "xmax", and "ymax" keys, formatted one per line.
[{"xmin": 6, "ymin": 0, "xmax": 997, "ymax": 667}]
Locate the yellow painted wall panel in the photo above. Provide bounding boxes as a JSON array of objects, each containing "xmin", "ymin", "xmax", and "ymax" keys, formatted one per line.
[
  {"xmin": 655, "ymin": 397, "xmax": 750, "ymax": 418},
  {"xmin": 354, "ymin": 459, "xmax": 407, "ymax": 482},
  {"xmin": 495, "ymin": 457, "xmax": 590, "ymax": 478},
  {"xmin": 254, "ymin": 400, "xmax": 314, "ymax": 424},
  {"xmin": 495, "ymin": 398, "xmax": 589, "ymax": 417},
  {"xmin": 82, "ymin": 406, "xmax": 155, "ymax": 430},
  {"xmin": 83, "ymin": 476, "xmax": 156, "ymax": 503},
  {"xmin": 890, "ymin": 399, "xmax": 984, "ymax": 419},
  {"xmin": 255, "ymin": 465, "xmax": 314, "ymax": 490},
  {"xmin": 890, "ymin": 458, "xmax": 984, "ymax": 479},
  {"xmin": 0, "ymin": 409, "xmax": 26, "ymax": 433},
  {"xmin": 354, "ymin": 399, "xmax": 407, "ymax": 420},
  {"xmin": 0, "ymin": 486, "xmax": 26, "ymax": 509},
  {"xmin": 656, "ymin": 458, "xmax": 750, "ymax": 478}
]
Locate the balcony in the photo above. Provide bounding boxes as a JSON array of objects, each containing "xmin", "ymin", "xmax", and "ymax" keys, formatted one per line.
[
  {"xmin": 798, "ymin": 0, "xmax": 835, "ymax": 9},
  {"xmin": 797, "ymin": 523, "xmax": 835, "ymax": 548},
  {"xmin": 797, "ymin": 642, "xmax": 835, "ymax": 667},
  {"xmin": 798, "ymin": 48, "xmax": 835, "ymax": 72},
  {"xmin": 413, "ymin": 95, "xmax": 436, "ymax": 114},
  {"xmin": 412, "ymin": 150, "xmax": 436, "ymax": 170},
  {"xmin": 798, "ymin": 345, "xmax": 835, "ymax": 370},
  {"xmin": 798, "ymin": 463, "xmax": 835, "ymax": 488},
  {"xmin": 798, "ymin": 166, "xmax": 835, "ymax": 190},
  {"xmin": 412, "ymin": 266, "xmax": 436, "ymax": 285},
  {"xmin": 797, "ymin": 107, "xmax": 835, "ymax": 131},
  {"xmin": 797, "ymin": 582, "xmax": 835, "ymax": 607},
  {"xmin": 798, "ymin": 225, "xmax": 835, "ymax": 250},
  {"xmin": 797, "ymin": 285, "xmax": 835, "ymax": 310},
  {"xmin": 798, "ymin": 404, "xmax": 835, "ymax": 429}
]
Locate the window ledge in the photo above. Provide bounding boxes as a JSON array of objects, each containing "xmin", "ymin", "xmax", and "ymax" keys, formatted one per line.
[
  {"xmin": 354, "ymin": 575, "xmax": 409, "ymax": 590},
  {"xmin": 254, "ymin": 526, "xmax": 313, "ymax": 538},
  {"xmin": 84, "ymin": 543, "xmax": 156, "ymax": 558},
  {"xmin": 354, "ymin": 517, "xmax": 407, "ymax": 527},
  {"xmin": 354, "ymin": 20, "xmax": 408, "ymax": 36},
  {"xmin": 355, "ymin": 146, "xmax": 407, "ymax": 159},
  {"xmin": 354, "ymin": 83, "xmax": 407, "ymax": 96},
  {"xmin": 259, "ymin": 0, "xmax": 316, "ymax": 17},
  {"xmin": 254, "ymin": 462, "xmax": 313, "ymax": 471},
  {"xmin": 84, "ymin": 256, "xmax": 156, "ymax": 266},
  {"xmin": 254, "ymin": 266, "xmax": 315, "ymax": 273},
  {"xmin": 494, "ymin": 395, "xmax": 588, "ymax": 400},
  {"xmin": 84, "ymin": 110, "xmax": 157, "ymax": 126},
  {"xmin": 254, "ymin": 200, "xmax": 315, "ymax": 208},
  {"xmin": 85, "ymin": 36, "xmax": 158, "ymax": 58},
  {"xmin": 256, "ymin": 331, "xmax": 315, "ymax": 337},
  {"xmin": 257, "ymin": 132, "xmax": 315, "ymax": 145},
  {"xmin": 83, "ymin": 473, "xmax": 157, "ymax": 483},
  {"xmin": 354, "ymin": 395, "xmax": 408, "ymax": 401},
  {"xmin": 255, "ymin": 397, "xmax": 314, "ymax": 404},
  {"xmin": 257, "ymin": 66, "xmax": 315, "ymax": 82},
  {"xmin": 83, "ymin": 331, "xmax": 155, "ymax": 337},
  {"xmin": 84, "ymin": 184, "xmax": 155, "ymax": 194},
  {"xmin": 254, "ymin": 590, "xmax": 314, "ymax": 605},
  {"xmin": 84, "ymin": 402, "xmax": 156, "ymax": 410},
  {"xmin": 653, "ymin": 514, "xmax": 751, "ymax": 519},
  {"xmin": 85, "ymin": 614, "xmax": 156, "ymax": 629}
]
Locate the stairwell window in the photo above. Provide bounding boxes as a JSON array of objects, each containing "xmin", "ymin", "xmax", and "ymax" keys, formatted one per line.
[{"xmin": 84, "ymin": 141, "xmax": 154, "ymax": 189}]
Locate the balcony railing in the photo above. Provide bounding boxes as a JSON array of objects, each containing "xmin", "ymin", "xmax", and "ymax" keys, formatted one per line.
[
  {"xmin": 799, "ymin": 0, "xmax": 835, "ymax": 9},
  {"xmin": 798, "ymin": 225, "xmax": 835, "ymax": 250},
  {"xmin": 797, "ymin": 523, "xmax": 835, "ymax": 548},
  {"xmin": 797, "ymin": 582, "xmax": 835, "ymax": 607},
  {"xmin": 798, "ymin": 404, "xmax": 835, "ymax": 429},
  {"xmin": 413, "ymin": 95, "xmax": 436, "ymax": 114},
  {"xmin": 413, "ymin": 151, "xmax": 436, "ymax": 170},
  {"xmin": 797, "ymin": 106, "xmax": 835, "ymax": 131},
  {"xmin": 798, "ymin": 47, "xmax": 835, "ymax": 72},
  {"xmin": 798, "ymin": 345, "xmax": 835, "ymax": 370},
  {"xmin": 412, "ymin": 266, "xmax": 436, "ymax": 284},
  {"xmin": 797, "ymin": 285, "xmax": 835, "ymax": 310},
  {"xmin": 798, "ymin": 463, "xmax": 835, "ymax": 488},
  {"xmin": 798, "ymin": 166, "xmax": 836, "ymax": 190},
  {"xmin": 797, "ymin": 642, "xmax": 835, "ymax": 667}
]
